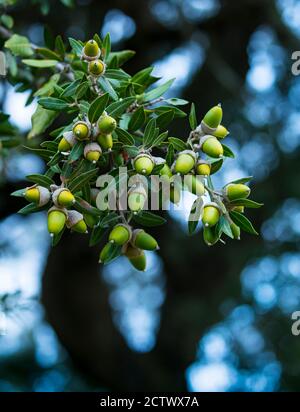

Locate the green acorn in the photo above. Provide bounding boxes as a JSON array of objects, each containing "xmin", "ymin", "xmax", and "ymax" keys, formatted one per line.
[
  {"xmin": 47, "ymin": 207, "xmax": 67, "ymax": 236},
  {"xmin": 132, "ymin": 229, "xmax": 158, "ymax": 251},
  {"xmin": 73, "ymin": 121, "xmax": 90, "ymax": 141},
  {"xmin": 201, "ymin": 104, "xmax": 223, "ymax": 134},
  {"xmin": 195, "ymin": 160, "xmax": 211, "ymax": 176},
  {"xmin": 133, "ymin": 153, "xmax": 154, "ymax": 175},
  {"xmin": 58, "ymin": 131, "xmax": 76, "ymax": 152},
  {"xmin": 66, "ymin": 210, "xmax": 88, "ymax": 233},
  {"xmin": 213, "ymin": 125, "xmax": 229, "ymax": 139},
  {"xmin": 83, "ymin": 39, "xmax": 100, "ymax": 60},
  {"xmin": 84, "ymin": 142, "xmax": 102, "ymax": 163},
  {"xmin": 24, "ymin": 185, "xmax": 50, "ymax": 206},
  {"xmin": 109, "ymin": 224, "xmax": 131, "ymax": 246},
  {"xmin": 184, "ymin": 175, "xmax": 205, "ymax": 196},
  {"xmin": 203, "ymin": 226, "xmax": 219, "ymax": 246},
  {"xmin": 230, "ymin": 222, "xmax": 241, "ymax": 240},
  {"xmin": 200, "ymin": 135, "xmax": 223, "ymax": 158},
  {"xmin": 225, "ymin": 183, "xmax": 251, "ymax": 201},
  {"xmin": 97, "ymin": 133, "xmax": 113, "ymax": 150},
  {"xmin": 53, "ymin": 188, "xmax": 75, "ymax": 208},
  {"xmin": 202, "ymin": 202, "xmax": 221, "ymax": 227},
  {"xmin": 125, "ymin": 245, "xmax": 147, "ymax": 271},
  {"xmin": 98, "ymin": 114, "xmax": 117, "ymax": 134},
  {"xmin": 88, "ymin": 59, "xmax": 105, "ymax": 76},
  {"xmin": 128, "ymin": 184, "xmax": 147, "ymax": 212},
  {"xmin": 174, "ymin": 150, "xmax": 196, "ymax": 175}
]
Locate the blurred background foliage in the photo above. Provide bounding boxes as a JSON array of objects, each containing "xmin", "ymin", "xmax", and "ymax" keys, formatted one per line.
[{"xmin": 1, "ymin": 0, "xmax": 300, "ymax": 392}]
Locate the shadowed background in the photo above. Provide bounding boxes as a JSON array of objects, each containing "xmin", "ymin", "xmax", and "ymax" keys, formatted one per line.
[{"xmin": 1, "ymin": 0, "xmax": 300, "ymax": 391}]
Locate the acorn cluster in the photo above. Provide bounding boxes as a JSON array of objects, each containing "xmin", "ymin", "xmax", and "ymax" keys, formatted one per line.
[{"xmin": 14, "ymin": 35, "xmax": 262, "ymax": 271}]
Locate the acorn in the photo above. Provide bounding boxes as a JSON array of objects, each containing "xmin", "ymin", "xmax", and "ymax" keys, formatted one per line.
[
  {"xmin": 47, "ymin": 207, "xmax": 67, "ymax": 236},
  {"xmin": 213, "ymin": 125, "xmax": 229, "ymax": 140},
  {"xmin": 66, "ymin": 210, "xmax": 88, "ymax": 233},
  {"xmin": 232, "ymin": 205, "xmax": 244, "ymax": 213},
  {"xmin": 132, "ymin": 229, "xmax": 158, "ymax": 251},
  {"xmin": 88, "ymin": 59, "xmax": 105, "ymax": 76},
  {"xmin": 196, "ymin": 160, "xmax": 211, "ymax": 176},
  {"xmin": 224, "ymin": 183, "xmax": 250, "ymax": 201},
  {"xmin": 128, "ymin": 184, "xmax": 147, "ymax": 212},
  {"xmin": 97, "ymin": 133, "xmax": 113, "ymax": 150},
  {"xmin": 83, "ymin": 39, "xmax": 101, "ymax": 60},
  {"xmin": 133, "ymin": 153, "xmax": 154, "ymax": 175},
  {"xmin": 201, "ymin": 104, "xmax": 223, "ymax": 134},
  {"xmin": 125, "ymin": 245, "xmax": 146, "ymax": 271},
  {"xmin": 109, "ymin": 224, "xmax": 131, "ymax": 246},
  {"xmin": 184, "ymin": 175, "xmax": 205, "ymax": 196},
  {"xmin": 24, "ymin": 185, "xmax": 50, "ymax": 206},
  {"xmin": 203, "ymin": 226, "xmax": 219, "ymax": 246},
  {"xmin": 98, "ymin": 114, "xmax": 117, "ymax": 135},
  {"xmin": 200, "ymin": 135, "xmax": 223, "ymax": 158},
  {"xmin": 84, "ymin": 142, "xmax": 102, "ymax": 163},
  {"xmin": 230, "ymin": 222, "xmax": 241, "ymax": 240},
  {"xmin": 202, "ymin": 202, "xmax": 221, "ymax": 227},
  {"xmin": 72, "ymin": 121, "xmax": 90, "ymax": 141},
  {"xmin": 174, "ymin": 150, "xmax": 196, "ymax": 175},
  {"xmin": 58, "ymin": 131, "xmax": 76, "ymax": 152},
  {"xmin": 52, "ymin": 188, "xmax": 75, "ymax": 208}
]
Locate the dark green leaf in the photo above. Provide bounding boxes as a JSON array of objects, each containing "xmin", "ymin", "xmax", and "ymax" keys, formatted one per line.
[
  {"xmin": 229, "ymin": 211, "xmax": 258, "ymax": 235},
  {"xmin": 55, "ymin": 35, "xmax": 65, "ymax": 57},
  {"xmin": 165, "ymin": 98, "xmax": 189, "ymax": 106},
  {"xmin": 123, "ymin": 145, "xmax": 139, "ymax": 157},
  {"xmin": 143, "ymin": 118, "xmax": 156, "ymax": 148},
  {"xmin": 188, "ymin": 198, "xmax": 203, "ymax": 235},
  {"xmin": 210, "ymin": 159, "xmax": 223, "ymax": 175},
  {"xmin": 115, "ymin": 128, "xmax": 135, "ymax": 145},
  {"xmin": 38, "ymin": 97, "xmax": 69, "ymax": 111},
  {"xmin": 17, "ymin": 202, "xmax": 48, "ymax": 215},
  {"xmin": 128, "ymin": 106, "xmax": 146, "ymax": 131},
  {"xmin": 107, "ymin": 50, "xmax": 135, "ymax": 67},
  {"xmin": 217, "ymin": 216, "xmax": 233, "ymax": 239},
  {"xmin": 168, "ymin": 137, "xmax": 186, "ymax": 151},
  {"xmin": 189, "ymin": 103, "xmax": 197, "ymax": 130},
  {"xmin": 88, "ymin": 93, "xmax": 109, "ymax": 123},
  {"xmin": 98, "ymin": 77, "xmax": 118, "ymax": 101},
  {"xmin": 143, "ymin": 79, "xmax": 174, "ymax": 102},
  {"xmin": 47, "ymin": 151, "xmax": 61, "ymax": 167},
  {"xmin": 152, "ymin": 131, "xmax": 168, "ymax": 148},
  {"xmin": 69, "ymin": 141, "xmax": 84, "ymax": 161},
  {"xmin": 26, "ymin": 174, "xmax": 54, "ymax": 188},
  {"xmin": 106, "ymin": 97, "xmax": 135, "ymax": 117},
  {"xmin": 22, "ymin": 59, "xmax": 58, "ymax": 67},
  {"xmin": 222, "ymin": 144, "xmax": 235, "ymax": 158},
  {"xmin": 60, "ymin": 78, "xmax": 82, "ymax": 97},
  {"xmin": 69, "ymin": 37, "xmax": 83, "ymax": 56},
  {"xmin": 229, "ymin": 199, "xmax": 263, "ymax": 208},
  {"xmin": 229, "ymin": 176, "xmax": 253, "ymax": 185},
  {"xmin": 52, "ymin": 227, "xmax": 65, "ymax": 247},
  {"xmin": 68, "ymin": 168, "xmax": 99, "ymax": 193},
  {"xmin": 166, "ymin": 143, "xmax": 174, "ymax": 166},
  {"xmin": 11, "ymin": 188, "xmax": 26, "ymax": 197},
  {"xmin": 89, "ymin": 225, "xmax": 106, "ymax": 247},
  {"xmin": 156, "ymin": 110, "xmax": 174, "ymax": 129},
  {"xmin": 133, "ymin": 211, "xmax": 166, "ymax": 227},
  {"xmin": 5, "ymin": 34, "xmax": 33, "ymax": 57},
  {"xmin": 102, "ymin": 33, "xmax": 111, "ymax": 61}
]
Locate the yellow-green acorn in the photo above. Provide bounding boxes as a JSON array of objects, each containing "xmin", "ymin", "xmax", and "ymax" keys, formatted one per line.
[
  {"xmin": 99, "ymin": 242, "xmax": 112, "ymax": 263},
  {"xmin": 47, "ymin": 207, "xmax": 67, "ymax": 236},
  {"xmin": 196, "ymin": 160, "xmax": 211, "ymax": 176},
  {"xmin": 225, "ymin": 183, "xmax": 250, "ymax": 201},
  {"xmin": 174, "ymin": 150, "xmax": 196, "ymax": 175},
  {"xmin": 66, "ymin": 210, "xmax": 88, "ymax": 233},
  {"xmin": 97, "ymin": 133, "xmax": 113, "ymax": 150},
  {"xmin": 73, "ymin": 121, "xmax": 90, "ymax": 141},
  {"xmin": 132, "ymin": 229, "xmax": 158, "ymax": 251},
  {"xmin": 53, "ymin": 188, "xmax": 75, "ymax": 208},
  {"xmin": 184, "ymin": 175, "xmax": 205, "ymax": 196},
  {"xmin": 202, "ymin": 202, "xmax": 221, "ymax": 227},
  {"xmin": 84, "ymin": 142, "xmax": 102, "ymax": 163},
  {"xmin": 109, "ymin": 224, "xmax": 131, "ymax": 246},
  {"xmin": 125, "ymin": 245, "xmax": 147, "ymax": 271},
  {"xmin": 201, "ymin": 104, "xmax": 223, "ymax": 134},
  {"xmin": 200, "ymin": 135, "xmax": 223, "ymax": 158},
  {"xmin": 83, "ymin": 39, "xmax": 100, "ymax": 60},
  {"xmin": 230, "ymin": 222, "xmax": 241, "ymax": 240},
  {"xmin": 213, "ymin": 125, "xmax": 229, "ymax": 139},
  {"xmin": 128, "ymin": 184, "xmax": 147, "ymax": 212},
  {"xmin": 133, "ymin": 153, "xmax": 154, "ymax": 175},
  {"xmin": 203, "ymin": 226, "xmax": 219, "ymax": 246},
  {"xmin": 24, "ymin": 186, "xmax": 50, "ymax": 206},
  {"xmin": 58, "ymin": 131, "xmax": 76, "ymax": 152},
  {"xmin": 88, "ymin": 59, "xmax": 105, "ymax": 76},
  {"xmin": 98, "ymin": 114, "xmax": 117, "ymax": 135}
]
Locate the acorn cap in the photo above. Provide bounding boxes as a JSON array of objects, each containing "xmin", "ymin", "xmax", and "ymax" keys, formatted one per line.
[
  {"xmin": 66, "ymin": 210, "xmax": 84, "ymax": 228},
  {"xmin": 63, "ymin": 131, "xmax": 77, "ymax": 146},
  {"xmin": 37, "ymin": 186, "xmax": 51, "ymax": 207},
  {"xmin": 52, "ymin": 188, "xmax": 75, "ymax": 208},
  {"xmin": 84, "ymin": 142, "xmax": 102, "ymax": 160},
  {"xmin": 48, "ymin": 205, "xmax": 68, "ymax": 217}
]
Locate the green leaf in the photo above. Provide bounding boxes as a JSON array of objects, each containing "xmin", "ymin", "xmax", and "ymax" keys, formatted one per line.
[
  {"xmin": 229, "ymin": 199, "xmax": 263, "ymax": 208},
  {"xmin": 55, "ymin": 35, "xmax": 66, "ymax": 57},
  {"xmin": 11, "ymin": 188, "xmax": 26, "ymax": 197},
  {"xmin": 107, "ymin": 50, "xmax": 135, "ymax": 67},
  {"xmin": 47, "ymin": 151, "xmax": 61, "ymax": 167},
  {"xmin": 217, "ymin": 216, "xmax": 233, "ymax": 239},
  {"xmin": 165, "ymin": 98, "xmax": 189, "ymax": 106},
  {"xmin": 222, "ymin": 144, "xmax": 235, "ymax": 158},
  {"xmin": 143, "ymin": 118, "xmax": 157, "ymax": 148},
  {"xmin": 102, "ymin": 33, "xmax": 111, "ymax": 60},
  {"xmin": 106, "ymin": 97, "xmax": 135, "ymax": 117},
  {"xmin": 28, "ymin": 105, "xmax": 57, "ymax": 139},
  {"xmin": 210, "ymin": 159, "xmax": 223, "ymax": 175},
  {"xmin": 88, "ymin": 93, "xmax": 109, "ymax": 123},
  {"xmin": 152, "ymin": 131, "xmax": 168, "ymax": 148},
  {"xmin": 22, "ymin": 59, "xmax": 58, "ymax": 68},
  {"xmin": 35, "ymin": 47, "xmax": 61, "ymax": 60},
  {"xmin": 34, "ymin": 74, "xmax": 60, "ymax": 97},
  {"xmin": 100, "ymin": 212, "xmax": 120, "ymax": 228},
  {"xmin": 133, "ymin": 211, "xmax": 166, "ymax": 227},
  {"xmin": 17, "ymin": 202, "xmax": 48, "ymax": 215},
  {"xmin": 115, "ymin": 128, "xmax": 135, "ymax": 145},
  {"xmin": 5, "ymin": 34, "xmax": 33, "ymax": 57},
  {"xmin": 75, "ymin": 81, "xmax": 89, "ymax": 99},
  {"xmin": 27, "ymin": 174, "xmax": 54, "ymax": 188},
  {"xmin": 60, "ymin": 78, "xmax": 82, "ymax": 97},
  {"xmin": 89, "ymin": 225, "xmax": 106, "ymax": 247},
  {"xmin": 143, "ymin": 78, "xmax": 174, "ymax": 102},
  {"xmin": 229, "ymin": 176, "xmax": 253, "ymax": 185},
  {"xmin": 188, "ymin": 197, "xmax": 203, "ymax": 235},
  {"xmin": 156, "ymin": 110, "xmax": 174, "ymax": 129},
  {"xmin": 168, "ymin": 137, "xmax": 186, "ymax": 151},
  {"xmin": 68, "ymin": 168, "xmax": 99, "ymax": 193},
  {"xmin": 1, "ymin": 14, "xmax": 14, "ymax": 29},
  {"xmin": 229, "ymin": 211, "xmax": 258, "ymax": 235},
  {"xmin": 69, "ymin": 141, "xmax": 84, "ymax": 161},
  {"xmin": 69, "ymin": 37, "xmax": 83, "ymax": 56},
  {"xmin": 189, "ymin": 103, "xmax": 197, "ymax": 130},
  {"xmin": 166, "ymin": 143, "xmax": 175, "ymax": 166},
  {"xmin": 98, "ymin": 77, "xmax": 118, "ymax": 101},
  {"xmin": 51, "ymin": 227, "xmax": 65, "ymax": 247},
  {"xmin": 154, "ymin": 105, "xmax": 187, "ymax": 119},
  {"xmin": 105, "ymin": 69, "xmax": 131, "ymax": 81},
  {"xmin": 24, "ymin": 146, "xmax": 54, "ymax": 160},
  {"xmin": 128, "ymin": 106, "xmax": 146, "ymax": 131},
  {"xmin": 123, "ymin": 145, "xmax": 139, "ymax": 157},
  {"xmin": 38, "ymin": 97, "xmax": 69, "ymax": 111}
]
